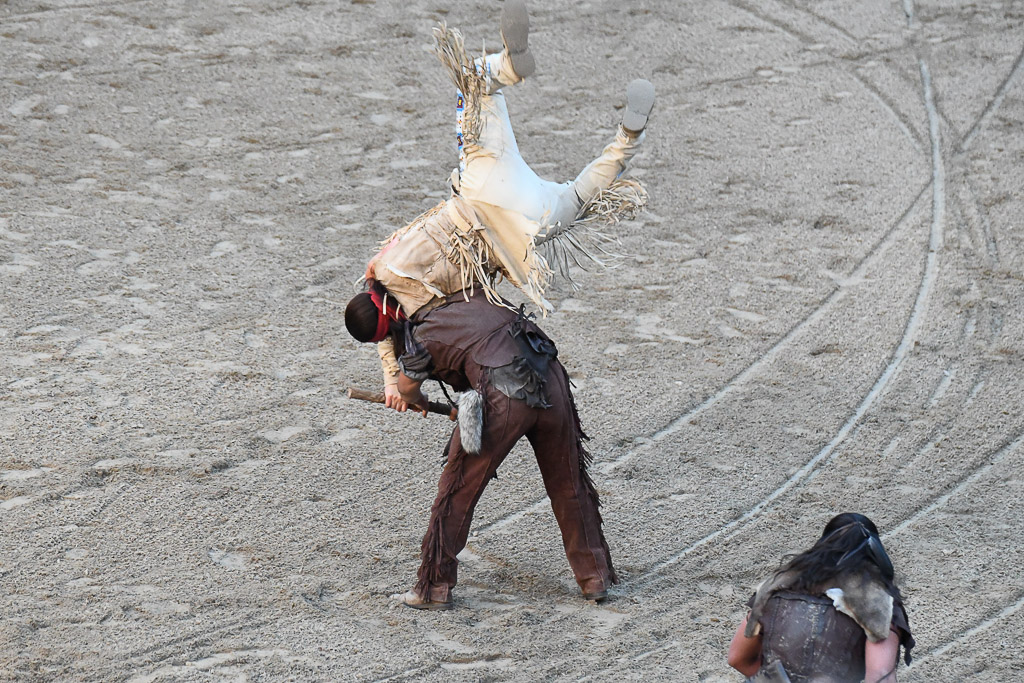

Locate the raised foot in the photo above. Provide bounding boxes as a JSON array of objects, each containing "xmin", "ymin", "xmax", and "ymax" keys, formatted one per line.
[
  {"xmin": 501, "ymin": 0, "xmax": 535, "ymax": 78},
  {"xmin": 622, "ymin": 78, "xmax": 656, "ymax": 135}
]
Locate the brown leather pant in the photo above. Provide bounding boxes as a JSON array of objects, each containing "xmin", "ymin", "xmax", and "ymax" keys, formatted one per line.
[{"xmin": 414, "ymin": 362, "xmax": 616, "ymax": 601}]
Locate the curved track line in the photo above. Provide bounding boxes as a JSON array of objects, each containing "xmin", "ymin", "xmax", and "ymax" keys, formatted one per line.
[
  {"xmin": 482, "ymin": 12, "xmax": 1011, "ymax": 672},
  {"xmin": 372, "ymin": 664, "xmax": 437, "ymax": 683},
  {"xmin": 950, "ymin": 42, "xmax": 1023, "ymax": 270},
  {"xmin": 776, "ymin": 0, "xmax": 859, "ymax": 44},
  {"xmin": 884, "ymin": 430, "xmax": 1024, "ymax": 539},
  {"xmin": 902, "ymin": 0, "xmax": 916, "ymax": 27},
  {"xmin": 81, "ymin": 617, "xmax": 276, "ymax": 682},
  {"xmin": 0, "ymin": 0, "xmax": 150, "ymax": 20},
  {"xmin": 966, "ymin": 377, "xmax": 985, "ymax": 405},
  {"xmin": 122, "ymin": 617, "xmax": 274, "ymax": 658},
  {"xmin": 475, "ymin": 184, "xmax": 929, "ymax": 537},
  {"xmin": 474, "ymin": 496, "xmax": 547, "ymax": 535},
  {"xmin": 815, "ymin": 338, "xmax": 990, "ymax": 478},
  {"xmin": 631, "ymin": 56, "xmax": 946, "ymax": 584},
  {"xmin": 804, "ymin": 419, "xmax": 947, "ymax": 488},
  {"xmin": 630, "ymin": 30, "xmax": 1012, "ymax": 663},
  {"xmin": 909, "ymin": 592, "xmax": 1024, "ymax": 670},
  {"xmin": 599, "ymin": 190, "xmax": 930, "ymax": 477},
  {"xmin": 850, "ymin": 71, "xmax": 925, "ymax": 154},
  {"xmin": 842, "ymin": 25, "xmax": 1023, "ymax": 65},
  {"xmin": 959, "ymin": 43, "xmax": 1024, "ymax": 153},
  {"xmin": 963, "ymin": 175, "xmax": 1001, "ymax": 265},
  {"xmin": 632, "ymin": 640, "xmax": 682, "ymax": 662},
  {"xmin": 578, "ymin": 641, "xmax": 682, "ymax": 683},
  {"xmin": 726, "ymin": 0, "xmax": 817, "ymax": 45},
  {"xmin": 927, "ymin": 367, "xmax": 956, "ymax": 407}
]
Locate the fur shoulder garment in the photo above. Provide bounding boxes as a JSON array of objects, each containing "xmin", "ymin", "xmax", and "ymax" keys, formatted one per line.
[{"xmin": 745, "ymin": 569, "xmax": 894, "ymax": 642}]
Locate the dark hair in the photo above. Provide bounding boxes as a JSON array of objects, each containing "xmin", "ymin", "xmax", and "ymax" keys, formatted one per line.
[
  {"xmin": 778, "ymin": 514, "xmax": 913, "ymax": 668},
  {"xmin": 777, "ymin": 513, "xmax": 903, "ymax": 601},
  {"xmin": 345, "ymin": 292, "xmax": 379, "ymax": 343}
]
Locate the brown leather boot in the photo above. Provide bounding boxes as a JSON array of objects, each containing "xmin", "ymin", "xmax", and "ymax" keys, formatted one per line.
[{"xmin": 579, "ymin": 579, "xmax": 610, "ymax": 603}]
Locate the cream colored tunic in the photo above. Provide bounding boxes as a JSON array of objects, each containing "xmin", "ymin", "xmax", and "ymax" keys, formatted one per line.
[{"xmin": 370, "ymin": 194, "xmax": 548, "ymax": 386}]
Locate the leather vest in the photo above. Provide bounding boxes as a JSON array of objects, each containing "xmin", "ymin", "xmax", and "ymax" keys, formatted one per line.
[
  {"xmin": 757, "ymin": 591, "xmax": 867, "ymax": 683},
  {"xmin": 407, "ymin": 292, "xmax": 555, "ymax": 404}
]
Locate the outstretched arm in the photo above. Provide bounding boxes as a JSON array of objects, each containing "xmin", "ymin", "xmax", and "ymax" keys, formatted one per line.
[{"xmin": 727, "ymin": 615, "xmax": 762, "ymax": 677}]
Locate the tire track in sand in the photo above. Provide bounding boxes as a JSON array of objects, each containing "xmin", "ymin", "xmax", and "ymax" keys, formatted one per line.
[
  {"xmin": 629, "ymin": 46, "xmax": 949, "ymax": 586},
  {"xmin": 730, "ymin": 0, "xmax": 931, "ymax": 154},
  {"xmin": 884, "ymin": 430, "xmax": 1024, "ymax": 540},
  {"xmin": 775, "ymin": 0, "xmax": 860, "ymax": 44},
  {"xmin": 371, "ymin": 663, "xmax": 439, "ymax": 683},
  {"xmin": 86, "ymin": 617, "xmax": 278, "ymax": 682},
  {"xmin": 954, "ymin": 43, "xmax": 1023, "ymax": 266},
  {"xmin": 907, "ymin": 592, "xmax": 1024, "ymax": 673},
  {"xmin": 738, "ymin": 0, "xmax": 973, "ymax": 153},
  {"xmin": 0, "ymin": 0, "xmax": 151, "ymax": 21},
  {"xmin": 634, "ymin": 0, "xmax": 1020, "ymax": 590},
  {"xmin": 478, "ymin": 5, "xmax": 1014, "ymax": 677},
  {"xmin": 958, "ymin": 43, "xmax": 1024, "ymax": 154}
]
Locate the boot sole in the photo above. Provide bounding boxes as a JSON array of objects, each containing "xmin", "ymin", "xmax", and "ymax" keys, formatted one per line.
[
  {"xmin": 622, "ymin": 78, "xmax": 656, "ymax": 133},
  {"xmin": 501, "ymin": 0, "xmax": 535, "ymax": 78}
]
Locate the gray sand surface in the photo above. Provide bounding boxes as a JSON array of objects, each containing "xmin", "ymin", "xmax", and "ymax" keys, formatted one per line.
[{"xmin": 2, "ymin": 0, "xmax": 1023, "ymax": 680}]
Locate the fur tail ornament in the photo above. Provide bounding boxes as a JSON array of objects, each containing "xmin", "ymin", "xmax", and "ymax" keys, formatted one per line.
[{"xmin": 457, "ymin": 390, "xmax": 484, "ymax": 454}]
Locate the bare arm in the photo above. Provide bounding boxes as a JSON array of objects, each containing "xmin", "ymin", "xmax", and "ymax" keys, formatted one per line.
[
  {"xmin": 865, "ymin": 629, "xmax": 901, "ymax": 683},
  {"xmin": 397, "ymin": 372, "xmax": 429, "ymax": 417},
  {"xmin": 727, "ymin": 615, "xmax": 762, "ymax": 677}
]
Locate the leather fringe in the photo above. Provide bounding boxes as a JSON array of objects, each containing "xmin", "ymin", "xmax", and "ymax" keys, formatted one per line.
[
  {"xmin": 414, "ymin": 437, "xmax": 468, "ymax": 598},
  {"xmin": 560, "ymin": 363, "xmax": 618, "ymax": 585}
]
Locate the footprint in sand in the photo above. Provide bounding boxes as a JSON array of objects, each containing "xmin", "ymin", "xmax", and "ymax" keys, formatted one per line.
[{"xmin": 208, "ymin": 549, "xmax": 250, "ymax": 571}]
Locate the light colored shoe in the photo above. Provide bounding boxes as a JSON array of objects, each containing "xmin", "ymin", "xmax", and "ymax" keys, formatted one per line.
[
  {"xmin": 622, "ymin": 78, "xmax": 656, "ymax": 135},
  {"xmin": 501, "ymin": 0, "xmax": 535, "ymax": 79},
  {"xmin": 390, "ymin": 590, "xmax": 454, "ymax": 611}
]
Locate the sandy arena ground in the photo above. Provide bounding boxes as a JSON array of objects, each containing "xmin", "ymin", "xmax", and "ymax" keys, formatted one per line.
[{"xmin": 2, "ymin": 0, "xmax": 1023, "ymax": 680}]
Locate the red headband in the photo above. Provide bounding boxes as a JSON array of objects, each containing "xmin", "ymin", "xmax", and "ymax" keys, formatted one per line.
[{"xmin": 367, "ymin": 281, "xmax": 405, "ymax": 343}]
